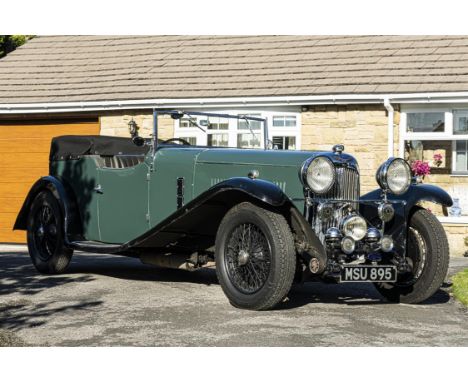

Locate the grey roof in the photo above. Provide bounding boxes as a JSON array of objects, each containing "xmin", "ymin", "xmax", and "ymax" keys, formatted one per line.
[{"xmin": 1, "ymin": 35, "xmax": 468, "ymax": 104}]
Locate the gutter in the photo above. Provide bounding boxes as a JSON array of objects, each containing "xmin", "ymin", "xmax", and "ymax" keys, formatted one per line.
[
  {"xmin": 383, "ymin": 97, "xmax": 394, "ymax": 157},
  {"xmin": 3, "ymin": 91, "xmax": 468, "ymax": 114}
]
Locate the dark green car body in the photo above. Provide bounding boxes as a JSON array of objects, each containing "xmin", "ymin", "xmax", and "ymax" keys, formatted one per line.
[
  {"xmin": 13, "ymin": 110, "xmax": 454, "ymax": 309},
  {"xmin": 50, "ymin": 146, "xmax": 316, "ymax": 245}
]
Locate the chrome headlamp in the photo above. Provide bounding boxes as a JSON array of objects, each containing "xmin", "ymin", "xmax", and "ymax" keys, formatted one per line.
[
  {"xmin": 376, "ymin": 158, "xmax": 412, "ymax": 195},
  {"xmin": 301, "ymin": 156, "xmax": 335, "ymax": 194}
]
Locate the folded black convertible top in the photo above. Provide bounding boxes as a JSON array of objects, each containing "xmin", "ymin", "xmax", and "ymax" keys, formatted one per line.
[{"xmin": 50, "ymin": 135, "xmax": 151, "ymax": 161}]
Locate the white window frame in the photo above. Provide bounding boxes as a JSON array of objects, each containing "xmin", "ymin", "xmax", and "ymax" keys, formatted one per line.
[
  {"xmin": 174, "ymin": 109, "xmax": 302, "ymax": 150},
  {"xmin": 399, "ymin": 106, "xmax": 468, "ymax": 175},
  {"xmin": 400, "ymin": 105, "xmax": 468, "ymax": 222},
  {"xmin": 452, "ymin": 140, "xmax": 468, "ymax": 175}
]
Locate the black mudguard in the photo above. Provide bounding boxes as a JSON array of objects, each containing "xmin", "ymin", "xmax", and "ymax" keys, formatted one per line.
[
  {"xmin": 361, "ymin": 183, "xmax": 453, "ymax": 219},
  {"xmin": 13, "ymin": 176, "xmax": 81, "ymax": 241},
  {"xmin": 360, "ymin": 183, "xmax": 452, "ymax": 260}
]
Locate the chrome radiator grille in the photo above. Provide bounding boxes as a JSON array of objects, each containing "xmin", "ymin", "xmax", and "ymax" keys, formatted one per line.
[{"xmin": 310, "ymin": 166, "xmax": 360, "ymax": 242}]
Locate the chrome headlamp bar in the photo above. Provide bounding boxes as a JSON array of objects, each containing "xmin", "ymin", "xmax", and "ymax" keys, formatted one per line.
[{"xmin": 376, "ymin": 157, "xmax": 412, "ymax": 195}]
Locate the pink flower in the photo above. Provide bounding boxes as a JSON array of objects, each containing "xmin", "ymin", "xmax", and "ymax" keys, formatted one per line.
[
  {"xmin": 433, "ymin": 153, "xmax": 443, "ymax": 167},
  {"xmin": 411, "ymin": 160, "xmax": 431, "ymax": 177}
]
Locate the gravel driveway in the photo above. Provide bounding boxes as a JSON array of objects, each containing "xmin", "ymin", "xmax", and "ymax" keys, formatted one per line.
[{"xmin": 1, "ymin": 245, "xmax": 467, "ymax": 346}]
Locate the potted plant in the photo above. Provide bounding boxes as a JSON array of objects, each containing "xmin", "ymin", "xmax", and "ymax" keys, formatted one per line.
[{"xmin": 411, "ymin": 159, "xmax": 431, "ymax": 183}]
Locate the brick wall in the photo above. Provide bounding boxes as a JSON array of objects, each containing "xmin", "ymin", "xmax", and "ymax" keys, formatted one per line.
[{"xmin": 100, "ymin": 111, "xmax": 174, "ymax": 140}]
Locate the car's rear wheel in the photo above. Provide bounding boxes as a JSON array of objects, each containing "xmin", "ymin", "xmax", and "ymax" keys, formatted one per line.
[
  {"xmin": 215, "ymin": 202, "xmax": 296, "ymax": 310},
  {"xmin": 374, "ymin": 208, "xmax": 449, "ymax": 303},
  {"xmin": 27, "ymin": 190, "xmax": 73, "ymax": 274}
]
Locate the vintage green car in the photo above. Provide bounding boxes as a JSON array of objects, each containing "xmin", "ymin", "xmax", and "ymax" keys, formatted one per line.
[{"xmin": 14, "ymin": 110, "xmax": 453, "ymax": 310}]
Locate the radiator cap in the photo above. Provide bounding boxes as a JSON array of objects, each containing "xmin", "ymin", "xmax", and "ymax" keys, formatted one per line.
[{"xmin": 332, "ymin": 144, "xmax": 344, "ymax": 154}]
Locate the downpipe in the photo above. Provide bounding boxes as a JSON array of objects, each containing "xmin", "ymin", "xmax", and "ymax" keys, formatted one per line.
[{"xmin": 384, "ymin": 97, "xmax": 394, "ymax": 158}]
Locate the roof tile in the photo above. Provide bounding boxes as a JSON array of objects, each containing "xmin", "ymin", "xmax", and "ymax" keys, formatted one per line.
[{"xmin": 1, "ymin": 35, "xmax": 468, "ymax": 104}]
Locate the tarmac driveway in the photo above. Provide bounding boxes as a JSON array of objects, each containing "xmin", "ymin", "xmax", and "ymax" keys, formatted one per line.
[{"xmin": 0, "ymin": 245, "xmax": 467, "ymax": 346}]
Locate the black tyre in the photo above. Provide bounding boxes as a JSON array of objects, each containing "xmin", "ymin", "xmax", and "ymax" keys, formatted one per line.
[
  {"xmin": 215, "ymin": 202, "xmax": 296, "ymax": 310},
  {"xmin": 27, "ymin": 190, "xmax": 73, "ymax": 274},
  {"xmin": 374, "ymin": 208, "xmax": 449, "ymax": 303}
]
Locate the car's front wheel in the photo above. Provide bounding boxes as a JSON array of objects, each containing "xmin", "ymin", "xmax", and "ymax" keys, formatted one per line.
[
  {"xmin": 27, "ymin": 190, "xmax": 73, "ymax": 274},
  {"xmin": 215, "ymin": 202, "xmax": 296, "ymax": 310},
  {"xmin": 374, "ymin": 208, "xmax": 449, "ymax": 303}
]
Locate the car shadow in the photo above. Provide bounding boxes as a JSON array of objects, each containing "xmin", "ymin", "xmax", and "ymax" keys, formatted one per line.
[
  {"xmin": 0, "ymin": 251, "xmax": 102, "ymax": 333},
  {"xmin": 67, "ymin": 253, "xmax": 220, "ymax": 286},
  {"xmin": 0, "ymin": 251, "xmax": 95, "ymax": 297},
  {"xmin": 68, "ymin": 253, "xmax": 451, "ymax": 309},
  {"xmin": 0, "ymin": 251, "xmax": 451, "ymax": 314},
  {"xmin": 275, "ymin": 282, "xmax": 450, "ymax": 310},
  {"xmin": 0, "ymin": 299, "xmax": 103, "ymax": 331}
]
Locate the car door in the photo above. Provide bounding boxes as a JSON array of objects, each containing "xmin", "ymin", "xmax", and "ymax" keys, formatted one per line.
[{"xmin": 96, "ymin": 160, "xmax": 150, "ymax": 244}]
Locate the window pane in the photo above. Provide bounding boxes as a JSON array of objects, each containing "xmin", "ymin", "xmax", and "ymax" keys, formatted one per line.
[
  {"xmin": 272, "ymin": 136, "xmax": 296, "ymax": 150},
  {"xmin": 455, "ymin": 140, "xmax": 468, "ymax": 172},
  {"xmin": 179, "ymin": 118, "xmax": 193, "ymax": 128},
  {"xmin": 407, "ymin": 112, "xmax": 445, "ymax": 133},
  {"xmin": 237, "ymin": 133, "xmax": 261, "ymax": 148},
  {"xmin": 273, "ymin": 116, "xmax": 297, "ymax": 127},
  {"xmin": 285, "ymin": 136, "xmax": 296, "ymax": 150},
  {"xmin": 456, "ymin": 151, "xmax": 467, "ymax": 172},
  {"xmin": 455, "ymin": 114, "xmax": 468, "ymax": 135},
  {"xmin": 178, "ymin": 136, "xmax": 197, "ymax": 145},
  {"xmin": 207, "ymin": 134, "xmax": 228, "ymax": 147},
  {"xmin": 456, "ymin": 140, "xmax": 466, "ymax": 152},
  {"xmin": 272, "ymin": 117, "xmax": 285, "ymax": 127},
  {"xmin": 272, "ymin": 136, "xmax": 284, "ymax": 149},
  {"xmin": 404, "ymin": 140, "xmax": 452, "ymax": 169},
  {"xmin": 284, "ymin": 116, "xmax": 296, "ymax": 127},
  {"xmin": 207, "ymin": 117, "xmax": 228, "ymax": 130},
  {"xmin": 238, "ymin": 114, "xmax": 261, "ymax": 130}
]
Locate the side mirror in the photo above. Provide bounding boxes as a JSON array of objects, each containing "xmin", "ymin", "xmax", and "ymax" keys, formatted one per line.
[{"xmin": 132, "ymin": 136, "xmax": 145, "ymax": 147}]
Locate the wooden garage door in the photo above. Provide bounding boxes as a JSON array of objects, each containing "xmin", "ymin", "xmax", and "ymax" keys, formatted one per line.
[{"xmin": 0, "ymin": 118, "xmax": 100, "ymax": 243}]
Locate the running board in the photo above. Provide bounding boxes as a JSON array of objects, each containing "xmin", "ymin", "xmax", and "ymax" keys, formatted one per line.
[{"xmin": 68, "ymin": 240, "xmax": 124, "ymax": 254}]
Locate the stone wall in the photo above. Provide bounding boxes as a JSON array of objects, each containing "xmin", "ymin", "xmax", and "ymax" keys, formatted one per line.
[
  {"xmin": 300, "ymin": 105, "xmax": 468, "ymax": 256},
  {"xmin": 301, "ymin": 105, "xmax": 399, "ymax": 194},
  {"xmin": 100, "ymin": 111, "xmax": 174, "ymax": 140},
  {"xmin": 443, "ymin": 223, "xmax": 468, "ymax": 257},
  {"xmin": 97, "ymin": 107, "xmax": 466, "ymax": 256}
]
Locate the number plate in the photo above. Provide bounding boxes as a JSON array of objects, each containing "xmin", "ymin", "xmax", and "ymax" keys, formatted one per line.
[{"xmin": 340, "ymin": 265, "xmax": 397, "ymax": 282}]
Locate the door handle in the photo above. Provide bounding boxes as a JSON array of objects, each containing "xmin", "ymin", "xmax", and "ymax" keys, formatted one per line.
[{"xmin": 94, "ymin": 184, "xmax": 104, "ymax": 194}]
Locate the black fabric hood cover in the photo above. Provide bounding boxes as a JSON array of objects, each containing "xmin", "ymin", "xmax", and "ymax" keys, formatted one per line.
[{"xmin": 50, "ymin": 135, "xmax": 150, "ymax": 161}]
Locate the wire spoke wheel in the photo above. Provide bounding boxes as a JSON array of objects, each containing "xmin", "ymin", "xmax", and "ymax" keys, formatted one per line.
[
  {"xmin": 216, "ymin": 202, "xmax": 296, "ymax": 310},
  {"xmin": 373, "ymin": 209, "xmax": 449, "ymax": 304},
  {"xmin": 397, "ymin": 226, "xmax": 427, "ymax": 286},
  {"xmin": 225, "ymin": 223, "xmax": 272, "ymax": 294},
  {"xmin": 32, "ymin": 204, "xmax": 58, "ymax": 261}
]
